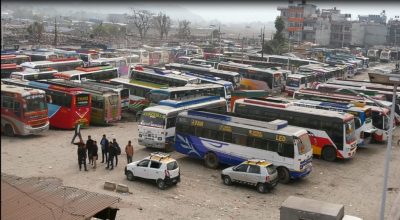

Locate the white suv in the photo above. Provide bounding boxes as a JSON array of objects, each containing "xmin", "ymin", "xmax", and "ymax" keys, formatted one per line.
[
  {"xmin": 221, "ymin": 159, "xmax": 279, "ymax": 193},
  {"xmin": 125, "ymin": 152, "xmax": 180, "ymax": 189}
]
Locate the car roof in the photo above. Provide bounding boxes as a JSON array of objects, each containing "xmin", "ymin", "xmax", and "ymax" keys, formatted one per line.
[{"xmin": 243, "ymin": 159, "xmax": 272, "ymax": 167}]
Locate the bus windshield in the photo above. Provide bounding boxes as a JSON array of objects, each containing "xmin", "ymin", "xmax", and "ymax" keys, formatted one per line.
[
  {"xmin": 226, "ymin": 85, "xmax": 233, "ymax": 96},
  {"xmin": 139, "ymin": 111, "xmax": 166, "ymax": 128},
  {"xmin": 345, "ymin": 120, "xmax": 356, "ymax": 143},
  {"xmin": 24, "ymin": 95, "xmax": 47, "ymax": 112},
  {"xmin": 296, "ymin": 134, "xmax": 312, "ymax": 155},
  {"xmin": 286, "ymin": 77, "xmax": 300, "ymax": 87}
]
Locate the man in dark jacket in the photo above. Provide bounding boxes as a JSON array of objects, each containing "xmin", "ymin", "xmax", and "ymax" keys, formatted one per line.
[
  {"xmin": 106, "ymin": 139, "xmax": 116, "ymax": 170},
  {"xmin": 71, "ymin": 123, "xmax": 82, "ymax": 144},
  {"xmin": 112, "ymin": 138, "xmax": 120, "ymax": 167},
  {"xmin": 100, "ymin": 134, "xmax": 109, "ymax": 163},
  {"xmin": 86, "ymin": 135, "xmax": 94, "ymax": 166},
  {"xmin": 74, "ymin": 138, "xmax": 88, "ymax": 171}
]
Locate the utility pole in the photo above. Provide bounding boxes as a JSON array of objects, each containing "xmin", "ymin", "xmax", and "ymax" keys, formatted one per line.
[
  {"xmin": 261, "ymin": 26, "xmax": 265, "ymax": 58},
  {"xmin": 1, "ymin": 18, "xmax": 4, "ymax": 50},
  {"xmin": 342, "ymin": 24, "xmax": 345, "ymax": 48},
  {"xmin": 241, "ymin": 37, "xmax": 244, "ymax": 63},
  {"xmin": 53, "ymin": 17, "xmax": 58, "ymax": 47}
]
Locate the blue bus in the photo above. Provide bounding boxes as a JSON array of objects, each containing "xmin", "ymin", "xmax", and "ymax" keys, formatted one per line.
[{"xmin": 173, "ymin": 110, "xmax": 313, "ymax": 183}]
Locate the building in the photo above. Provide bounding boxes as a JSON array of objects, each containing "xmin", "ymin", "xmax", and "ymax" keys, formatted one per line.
[
  {"xmin": 277, "ymin": 0, "xmax": 318, "ymax": 43},
  {"xmin": 387, "ymin": 18, "xmax": 400, "ymax": 46}
]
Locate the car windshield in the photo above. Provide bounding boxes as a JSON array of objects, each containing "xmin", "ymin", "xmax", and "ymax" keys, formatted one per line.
[
  {"xmin": 139, "ymin": 111, "xmax": 166, "ymax": 128},
  {"xmin": 296, "ymin": 134, "xmax": 312, "ymax": 155},
  {"xmin": 167, "ymin": 161, "xmax": 178, "ymax": 170}
]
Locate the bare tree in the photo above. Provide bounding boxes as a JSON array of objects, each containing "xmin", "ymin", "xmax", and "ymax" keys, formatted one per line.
[
  {"xmin": 178, "ymin": 20, "xmax": 191, "ymax": 41},
  {"xmin": 153, "ymin": 12, "xmax": 172, "ymax": 40},
  {"xmin": 128, "ymin": 9, "xmax": 153, "ymax": 41}
]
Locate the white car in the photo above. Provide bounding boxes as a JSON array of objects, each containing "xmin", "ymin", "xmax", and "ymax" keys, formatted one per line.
[
  {"xmin": 125, "ymin": 152, "xmax": 180, "ymax": 189},
  {"xmin": 221, "ymin": 159, "xmax": 279, "ymax": 193}
]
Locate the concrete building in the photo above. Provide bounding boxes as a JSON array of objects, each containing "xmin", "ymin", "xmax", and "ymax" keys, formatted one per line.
[{"xmin": 387, "ymin": 18, "xmax": 400, "ymax": 46}]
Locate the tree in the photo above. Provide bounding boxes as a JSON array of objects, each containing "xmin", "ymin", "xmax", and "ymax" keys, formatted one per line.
[
  {"xmin": 153, "ymin": 12, "xmax": 172, "ymax": 40},
  {"xmin": 128, "ymin": 9, "xmax": 153, "ymax": 41},
  {"xmin": 263, "ymin": 16, "xmax": 288, "ymax": 55},
  {"xmin": 178, "ymin": 20, "xmax": 191, "ymax": 41},
  {"xmin": 27, "ymin": 21, "xmax": 44, "ymax": 46}
]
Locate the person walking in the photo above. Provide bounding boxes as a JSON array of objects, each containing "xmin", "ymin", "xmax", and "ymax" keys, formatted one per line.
[
  {"xmin": 71, "ymin": 123, "xmax": 82, "ymax": 144},
  {"xmin": 112, "ymin": 138, "xmax": 121, "ymax": 167},
  {"xmin": 86, "ymin": 135, "xmax": 94, "ymax": 166},
  {"xmin": 92, "ymin": 140, "xmax": 98, "ymax": 169},
  {"xmin": 100, "ymin": 134, "xmax": 109, "ymax": 163},
  {"xmin": 106, "ymin": 140, "xmax": 116, "ymax": 170},
  {"xmin": 125, "ymin": 140, "xmax": 134, "ymax": 164},
  {"xmin": 74, "ymin": 138, "xmax": 88, "ymax": 171}
]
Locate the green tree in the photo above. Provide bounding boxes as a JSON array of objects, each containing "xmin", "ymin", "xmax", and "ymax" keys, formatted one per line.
[{"xmin": 263, "ymin": 16, "xmax": 288, "ymax": 55}]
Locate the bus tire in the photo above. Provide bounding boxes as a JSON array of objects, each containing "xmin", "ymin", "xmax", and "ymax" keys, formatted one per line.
[
  {"xmin": 4, "ymin": 124, "xmax": 15, "ymax": 137},
  {"xmin": 277, "ymin": 167, "xmax": 290, "ymax": 184},
  {"xmin": 204, "ymin": 152, "xmax": 219, "ymax": 169},
  {"xmin": 322, "ymin": 146, "xmax": 336, "ymax": 162}
]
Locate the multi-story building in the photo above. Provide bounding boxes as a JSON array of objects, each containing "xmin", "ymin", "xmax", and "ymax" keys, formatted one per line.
[
  {"xmin": 278, "ymin": 0, "xmax": 317, "ymax": 43},
  {"xmin": 387, "ymin": 18, "xmax": 400, "ymax": 46}
]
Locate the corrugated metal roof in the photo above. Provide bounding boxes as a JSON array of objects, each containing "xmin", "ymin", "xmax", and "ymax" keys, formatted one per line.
[{"xmin": 1, "ymin": 174, "xmax": 120, "ymax": 220}]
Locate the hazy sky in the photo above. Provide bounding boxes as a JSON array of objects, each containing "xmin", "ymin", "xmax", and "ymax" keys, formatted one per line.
[{"xmin": 5, "ymin": 1, "xmax": 400, "ymax": 23}]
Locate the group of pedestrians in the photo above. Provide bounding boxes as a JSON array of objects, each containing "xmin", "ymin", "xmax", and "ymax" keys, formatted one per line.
[{"xmin": 72, "ymin": 128, "xmax": 135, "ymax": 171}]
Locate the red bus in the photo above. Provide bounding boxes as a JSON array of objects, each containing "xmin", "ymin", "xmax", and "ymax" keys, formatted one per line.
[
  {"xmin": 2, "ymin": 78, "xmax": 92, "ymax": 129},
  {"xmin": 1, "ymin": 63, "xmax": 22, "ymax": 78},
  {"xmin": 1, "ymin": 83, "xmax": 49, "ymax": 136},
  {"xmin": 1, "ymin": 54, "xmax": 31, "ymax": 65}
]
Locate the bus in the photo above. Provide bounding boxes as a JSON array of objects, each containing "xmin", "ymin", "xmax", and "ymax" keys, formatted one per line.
[
  {"xmin": 89, "ymin": 57, "xmax": 127, "ymax": 69},
  {"xmin": 130, "ymin": 49, "xmax": 150, "ymax": 65},
  {"xmin": 53, "ymin": 49, "xmax": 80, "ymax": 59},
  {"xmin": 148, "ymin": 84, "xmax": 227, "ymax": 104},
  {"xmin": 233, "ymin": 98, "xmax": 357, "ymax": 162},
  {"xmin": 230, "ymin": 90, "xmax": 269, "ymax": 110},
  {"xmin": 1, "ymin": 83, "xmax": 49, "ymax": 136},
  {"xmin": 174, "ymin": 110, "xmax": 313, "ymax": 183},
  {"xmin": 292, "ymin": 89, "xmax": 394, "ymax": 141},
  {"xmin": 367, "ymin": 49, "xmax": 380, "ymax": 62},
  {"xmin": 20, "ymin": 58, "xmax": 84, "ymax": 72},
  {"xmin": 78, "ymin": 50, "xmax": 101, "ymax": 66},
  {"xmin": 10, "ymin": 68, "xmax": 58, "ymax": 81},
  {"xmin": 21, "ymin": 50, "xmax": 58, "ymax": 61},
  {"xmin": 79, "ymin": 79, "xmax": 130, "ymax": 110},
  {"xmin": 187, "ymin": 59, "xmax": 218, "ymax": 68},
  {"xmin": 1, "ymin": 64, "xmax": 22, "ymax": 78},
  {"xmin": 217, "ymin": 62, "xmax": 284, "ymax": 94},
  {"xmin": 43, "ymin": 79, "xmax": 121, "ymax": 125},
  {"xmin": 1, "ymin": 54, "xmax": 31, "ymax": 64},
  {"xmin": 285, "ymin": 73, "xmax": 316, "ymax": 95},
  {"xmin": 312, "ymin": 83, "xmax": 388, "ymax": 101},
  {"xmin": 109, "ymin": 78, "xmax": 168, "ymax": 113},
  {"xmin": 131, "ymin": 66, "xmax": 201, "ymax": 87},
  {"xmin": 292, "ymin": 99, "xmax": 375, "ymax": 146},
  {"xmin": 298, "ymin": 63, "xmax": 347, "ymax": 81},
  {"xmin": 380, "ymin": 50, "xmax": 391, "ymax": 62},
  {"xmin": 138, "ymin": 96, "xmax": 228, "ymax": 151},
  {"xmin": 53, "ymin": 66, "xmax": 118, "ymax": 81},
  {"xmin": 164, "ymin": 63, "xmax": 241, "ymax": 89},
  {"xmin": 1, "ymin": 78, "xmax": 91, "ymax": 129}
]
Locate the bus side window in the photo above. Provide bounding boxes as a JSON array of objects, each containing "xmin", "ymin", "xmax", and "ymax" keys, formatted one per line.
[
  {"xmin": 232, "ymin": 133, "xmax": 247, "ymax": 145},
  {"xmin": 14, "ymin": 102, "xmax": 21, "ymax": 117}
]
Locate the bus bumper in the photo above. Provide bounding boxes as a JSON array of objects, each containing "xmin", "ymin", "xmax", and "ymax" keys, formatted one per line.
[
  {"xmin": 290, "ymin": 166, "xmax": 312, "ymax": 179},
  {"xmin": 23, "ymin": 122, "xmax": 50, "ymax": 135},
  {"xmin": 138, "ymin": 138, "xmax": 166, "ymax": 149}
]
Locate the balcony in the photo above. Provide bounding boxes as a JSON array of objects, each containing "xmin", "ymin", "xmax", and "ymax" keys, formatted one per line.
[
  {"xmin": 288, "ymin": 27, "xmax": 303, "ymax": 32},
  {"xmin": 288, "ymin": 17, "xmax": 304, "ymax": 22}
]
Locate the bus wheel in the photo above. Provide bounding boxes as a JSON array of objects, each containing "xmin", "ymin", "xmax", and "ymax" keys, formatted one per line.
[
  {"xmin": 204, "ymin": 152, "xmax": 219, "ymax": 169},
  {"xmin": 277, "ymin": 167, "xmax": 290, "ymax": 184},
  {"xmin": 322, "ymin": 146, "xmax": 336, "ymax": 162},
  {"xmin": 4, "ymin": 124, "xmax": 15, "ymax": 137}
]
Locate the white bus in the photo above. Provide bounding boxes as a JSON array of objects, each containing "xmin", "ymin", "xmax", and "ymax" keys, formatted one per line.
[
  {"xmin": 20, "ymin": 58, "xmax": 84, "ymax": 72},
  {"xmin": 53, "ymin": 66, "xmax": 118, "ymax": 81},
  {"xmin": 174, "ymin": 110, "xmax": 313, "ymax": 183},
  {"xmin": 131, "ymin": 66, "xmax": 201, "ymax": 86},
  {"xmin": 10, "ymin": 68, "xmax": 58, "ymax": 81},
  {"xmin": 148, "ymin": 83, "xmax": 228, "ymax": 104},
  {"xmin": 138, "ymin": 96, "xmax": 228, "ymax": 151}
]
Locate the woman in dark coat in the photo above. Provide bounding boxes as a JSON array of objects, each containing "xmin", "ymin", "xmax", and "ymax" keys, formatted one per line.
[{"xmin": 92, "ymin": 140, "xmax": 98, "ymax": 169}]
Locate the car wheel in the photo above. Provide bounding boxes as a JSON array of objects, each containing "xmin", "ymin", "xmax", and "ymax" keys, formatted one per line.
[
  {"xmin": 277, "ymin": 167, "xmax": 290, "ymax": 184},
  {"xmin": 222, "ymin": 175, "xmax": 232, "ymax": 186},
  {"xmin": 4, "ymin": 124, "xmax": 14, "ymax": 137},
  {"xmin": 157, "ymin": 179, "xmax": 166, "ymax": 190},
  {"xmin": 322, "ymin": 146, "xmax": 336, "ymax": 162},
  {"xmin": 126, "ymin": 171, "xmax": 135, "ymax": 181},
  {"xmin": 256, "ymin": 183, "xmax": 266, "ymax": 193},
  {"xmin": 204, "ymin": 152, "xmax": 219, "ymax": 169}
]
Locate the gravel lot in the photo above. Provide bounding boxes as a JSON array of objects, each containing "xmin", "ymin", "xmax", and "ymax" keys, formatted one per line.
[{"xmin": 2, "ymin": 62, "xmax": 400, "ymax": 220}]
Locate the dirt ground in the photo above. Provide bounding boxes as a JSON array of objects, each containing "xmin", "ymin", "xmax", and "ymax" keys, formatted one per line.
[{"xmin": 2, "ymin": 62, "xmax": 400, "ymax": 220}]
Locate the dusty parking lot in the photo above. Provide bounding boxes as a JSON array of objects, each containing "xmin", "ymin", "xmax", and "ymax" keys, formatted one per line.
[{"xmin": 1, "ymin": 119, "xmax": 400, "ymax": 220}]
